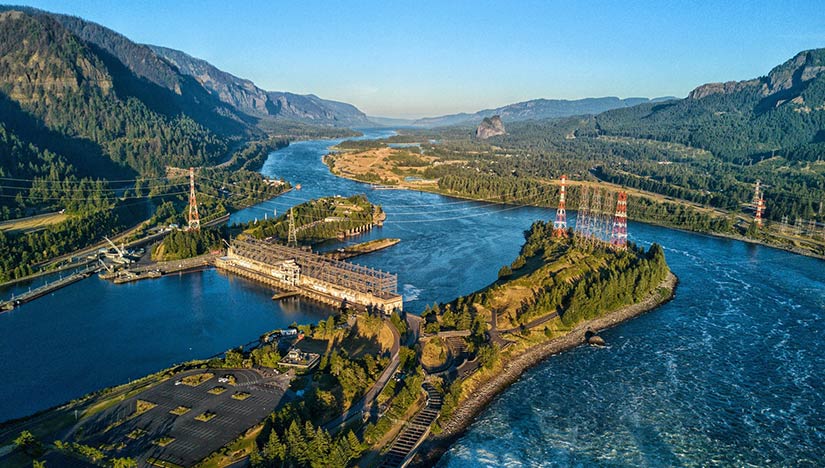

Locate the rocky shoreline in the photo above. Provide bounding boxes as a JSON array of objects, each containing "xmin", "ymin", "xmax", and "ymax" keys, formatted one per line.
[{"xmin": 413, "ymin": 271, "xmax": 679, "ymax": 466}]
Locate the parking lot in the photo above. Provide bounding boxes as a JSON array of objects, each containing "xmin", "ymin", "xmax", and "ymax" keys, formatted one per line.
[{"xmin": 75, "ymin": 368, "xmax": 289, "ymax": 467}]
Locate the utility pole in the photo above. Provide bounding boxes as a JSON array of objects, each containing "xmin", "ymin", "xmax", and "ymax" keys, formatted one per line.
[
  {"xmin": 188, "ymin": 167, "xmax": 201, "ymax": 232},
  {"xmin": 553, "ymin": 175, "xmax": 568, "ymax": 238}
]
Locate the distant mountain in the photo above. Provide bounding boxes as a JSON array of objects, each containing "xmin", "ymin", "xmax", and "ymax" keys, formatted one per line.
[
  {"xmin": 149, "ymin": 45, "xmax": 372, "ymax": 127},
  {"xmin": 410, "ymin": 96, "xmax": 675, "ymax": 128},
  {"xmin": 265, "ymin": 92, "xmax": 371, "ymax": 126},
  {"xmin": 367, "ymin": 116, "xmax": 416, "ymax": 127},
  {"xmin": 595, "ymin": 49, "xmax": 825, "ymax": 163}
]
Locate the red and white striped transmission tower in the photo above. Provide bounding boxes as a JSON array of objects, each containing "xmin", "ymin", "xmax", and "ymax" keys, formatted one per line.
[
  {"xmin": 188, "ymin": 167, "xmax": 201, "ymax": 232},
  {"xmin": 753, "ymin": 180, "xmax": 764, "ymax": 227},
  {"xmin": 755, "ymin": 195, "xmax": 765, "ymax": 227},
  {"xmin": 610, "ymin": 191, "xmax": 628, "ymax": 250},
  {"xmin": 553, "ymin": 175, "xmax": 568, "ymax": 237}
]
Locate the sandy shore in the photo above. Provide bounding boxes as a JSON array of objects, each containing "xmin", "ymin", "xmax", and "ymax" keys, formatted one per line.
[{"xmin": 413, "ymin": 271, "xmax": 679, "ymax": 466}]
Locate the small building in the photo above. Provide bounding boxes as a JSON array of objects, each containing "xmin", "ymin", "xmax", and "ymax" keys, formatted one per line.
[{"xmin": 279, "ymin": 347, "xmax": 320, "ymax": 370}]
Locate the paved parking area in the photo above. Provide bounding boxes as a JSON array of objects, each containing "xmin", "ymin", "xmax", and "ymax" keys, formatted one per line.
[{"xmin": 75, "ymin": 369, "xmax": 289, "ymax": 467}]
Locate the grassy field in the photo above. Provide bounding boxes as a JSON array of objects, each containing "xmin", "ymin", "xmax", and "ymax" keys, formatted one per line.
[
  {"xmin": 0, "ymin": 212, "xmax": 67, "ymax": 234},
  {"xmin": 326, "ymin": 146, "xmax": 441, "ymax": 188}
]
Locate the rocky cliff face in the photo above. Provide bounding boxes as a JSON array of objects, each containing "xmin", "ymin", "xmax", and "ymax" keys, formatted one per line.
[
  {"xmin": 476, "ymin": 115, "xmax": 506, "ymax": 139},
  {"xmin": 149, "ymin": 45, "xmax": 270, "ymax": 116},
  {"xmin": 0, "ymin": 11, "xmax": 113, "ymax": 102},
  {"xmin": 688, "ymin": 49, "xmax": 825, "ymax": 100},
  {"xmin": 150, "ymin": 46, "xmax": 372, "ymax": 127}
]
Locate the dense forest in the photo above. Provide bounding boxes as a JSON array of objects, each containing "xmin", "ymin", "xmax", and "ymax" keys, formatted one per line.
[
  {"xmin": 152, "ymin": 228, "xmax": 223, "ymax": 261},
  {"xmin": 425, "ymin": 121, "xmax": 823, "ymax": 225},
  {"xmin": 0, "ymin": 11, "xmax": 231, "ymax": 177},
  {"xmin": 512, "ymin": 221, "xmax": 670, "ymax": 326},
  {"xmin": 595, "ymin": 50, "xmax": 825, "ymax": 165}
]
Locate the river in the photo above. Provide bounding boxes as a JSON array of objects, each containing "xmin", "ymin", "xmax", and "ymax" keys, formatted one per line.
[{"xmin": 1, "ymin": 129, "xmax": 823, "ymax": 466}]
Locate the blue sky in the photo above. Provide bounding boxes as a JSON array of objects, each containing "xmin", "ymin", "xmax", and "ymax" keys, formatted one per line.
[{"xmin": 10, "ymin": 0, "xmax": 825, "ymax": 118}]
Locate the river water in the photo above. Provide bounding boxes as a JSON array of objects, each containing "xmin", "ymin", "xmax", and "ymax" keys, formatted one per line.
[{"xmin": 1, "ymin": 130, "xmax": 823, "ymax": 466}]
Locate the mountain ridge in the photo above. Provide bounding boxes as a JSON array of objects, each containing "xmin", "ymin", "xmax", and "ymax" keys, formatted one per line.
[
  {"xmin": 0, "ymin": 5, "xmax": 372, "ymax": 131},
  {"xmin": 595, "ymin": 48, "xmax": 825, "ymax": 163},
  {"xmin": 148, "ymin": 45, "xmax": 372, "ymax": 127},
  {"xmin": 403, "ymin": 96, "xmax": 677, "ymax": 128}
]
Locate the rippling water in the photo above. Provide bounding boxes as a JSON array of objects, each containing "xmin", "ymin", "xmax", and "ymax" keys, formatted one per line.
[
  {"xmin": 1, "ymin": 129, "xmax": 823, "ymax": 468},
  {"xmin": 439, "ymin": 227, "xmax": 825, "ymax": 467}
]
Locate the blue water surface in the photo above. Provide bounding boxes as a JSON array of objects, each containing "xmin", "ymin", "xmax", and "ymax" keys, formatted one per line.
[{"xmin": 1, "ymin": 130, "xmax": 822, "ymax": 468}]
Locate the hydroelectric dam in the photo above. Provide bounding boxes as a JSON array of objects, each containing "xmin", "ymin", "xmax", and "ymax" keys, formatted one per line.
[{"xmin": 215, "ymin": 237, "xmax": 403, "ymax": 312}]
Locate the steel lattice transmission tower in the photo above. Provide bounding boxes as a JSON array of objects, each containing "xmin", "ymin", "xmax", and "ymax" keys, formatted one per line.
[
  {"xmin": 591, "ymin": 189, "xmax": 603, "ymax": 244},
  {"xmin": 755, "ymin": 195, "xmax": 765, "ymax": 227},
  {"xmin": 574, "ymin": 185, "xmax": 591, "ymax": 240},
  {"xmin": 752, "ymin": 180, "xmax": 761, "ymax": 205},
  {"xmin": 753, "ymin": 180, "xmax": 764, "ymax": 227},
  {"xmin": 287, "ymin": 208, "xmax": 298, "ymax": 247},
  {"xmin": 553, "ymin": 175, "xmax": 568, "ymax": 237},
  {"xmin": 610, "ymin": 191, "xmax": 628, "ymax": 250},
  {"xmin": 187, "ymin": 167, "xmax": 201, "ymax": 232}
]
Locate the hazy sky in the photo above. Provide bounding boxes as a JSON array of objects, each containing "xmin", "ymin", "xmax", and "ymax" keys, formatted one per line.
[{"xmin": 11, "ymin": 0, "xmax": 825, "ymax": 118}]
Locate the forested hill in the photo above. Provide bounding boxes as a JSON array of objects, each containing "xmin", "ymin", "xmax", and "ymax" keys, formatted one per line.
[
  {"xmin": 594, "ymin": 48, "xmax": 825, "ymax": 164},
  {"xmin": 0, "ymin": 8, "xmax": 234, "ymax": 178},
  {"xmin": 0, "ymin": 6, "xmax": 374, "ymax": 186},
  {"xmin": 149, "ymin": 45, "xmax": 373, "ymax": 127}
]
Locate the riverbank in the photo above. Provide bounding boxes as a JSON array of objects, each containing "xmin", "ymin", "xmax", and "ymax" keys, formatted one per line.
[
  {"xmin": 414, "ymin": 271, "xmax": 678, "ymax": 466},
  {"xmin": 328, "ymin": 159, "xmax": 825, "ymax": 262},
  {"xmin": 320, "ymin": 144, "xmax": 825, "ymax": 262}
]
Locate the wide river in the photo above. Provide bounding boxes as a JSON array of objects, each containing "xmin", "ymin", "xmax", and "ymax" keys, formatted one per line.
[{"xmin": 1, "ymin": 129, "xmax": 822, "ymax": 466}]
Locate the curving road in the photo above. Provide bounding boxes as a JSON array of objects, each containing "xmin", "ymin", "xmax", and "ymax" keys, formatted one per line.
[{"xmin": 323, "ymin": 317, "xmax": 401, "ymax": 432}]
